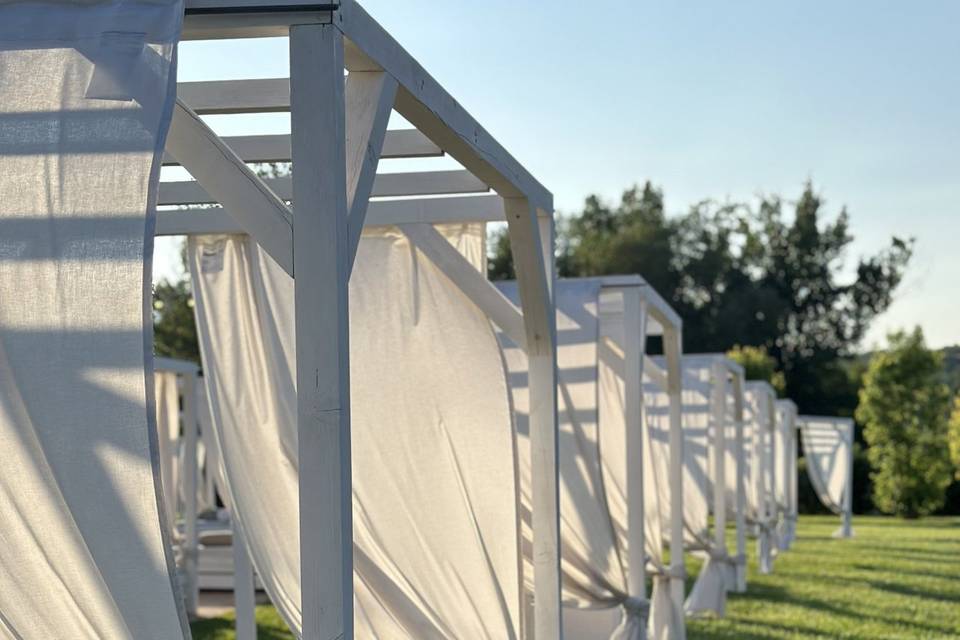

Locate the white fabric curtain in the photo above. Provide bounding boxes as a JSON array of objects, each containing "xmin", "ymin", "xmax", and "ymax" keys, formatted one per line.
[
  {"xmin": 0, "ymin": 1, "xmax": 187, "ymax": 637},
  {"xmin": 190, "ymin": 226, "xmax": 522, "ymax": 639},
  {"xmin": 640, "ymin": 368, "xmax": 687, "ymax": 639},
  {"xmin": 155, "ymin": 370, "xmax": 182, "ymax": 533},
  {"xmin": 743, "ymin": 384, "xmax": 777, "ymax": 574},
  {"xmin": 498, "ymin": 280, "xmax": 647, "ymax": 639},
  {"xmin": 678, "ymin": 359, "xmax": 732, "ymax": 617},
  {"xmin": 799, "ymin": 416, "xmax": 854, "ymax": 538},
  {"xmin": 774, "ymin": 402, "xmax": 797, "ymax": 549}
]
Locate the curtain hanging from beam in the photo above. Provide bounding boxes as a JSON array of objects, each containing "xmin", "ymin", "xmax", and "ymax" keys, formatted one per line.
[
  {"xmin": 0, "ymin": 1, "xmax": 188, "ymax": 637},
  {"xmin": 190, "ymin": 225, "xmax": 522, "ymax": 638}
]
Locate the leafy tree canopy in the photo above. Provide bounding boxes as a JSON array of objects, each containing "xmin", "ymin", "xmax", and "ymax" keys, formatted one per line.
[
  {"xmin": 856, "ymin": 328, "xmax": 952, "ymax": 517},
  {"xmin": 489, "ymin": 180, "xmax": 912, "ymax": 417}
]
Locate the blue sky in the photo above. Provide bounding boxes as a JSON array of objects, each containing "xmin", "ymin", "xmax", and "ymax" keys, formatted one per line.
[{"xmin": 163, "ymin": 1, "xmax": 960, "ymax": 349}]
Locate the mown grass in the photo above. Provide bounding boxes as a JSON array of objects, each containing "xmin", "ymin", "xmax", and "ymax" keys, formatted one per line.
[{"xmin": 192, "ymin": 515, "xmax": 960, "ymax": 639}]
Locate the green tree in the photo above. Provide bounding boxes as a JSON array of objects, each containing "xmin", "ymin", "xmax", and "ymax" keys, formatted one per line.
[
  {"xmin": 948, "ymin": 396, "xmax": 960, "ymax": 480},
  {"xmin": 727, "ymin": 345, "xmax": 786, "ymax": 395},
  {"xmin": 489, "ymin": 180, "xmax": 912, "ymax": 420},
  {"xmin": 153, "ymin": 242, "xmax": 200, "ymax": 364},
  {"xmin": 856, "ymin": 328, "xmax": 952, "ymax": 517}
]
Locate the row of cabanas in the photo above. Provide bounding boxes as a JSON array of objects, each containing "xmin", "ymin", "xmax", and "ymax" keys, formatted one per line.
[
  {"xmin": 153, "ymin": 275, "xmax": 856, "ymax": 639},
  {"xmin": 0, "ymin": 0, "xmax": 853, "ymax": 638}
]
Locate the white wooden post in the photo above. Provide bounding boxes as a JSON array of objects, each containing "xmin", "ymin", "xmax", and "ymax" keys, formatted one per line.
[
  {"xmin": 624, "ymin": 291, "xmax": 648, "ymax": 602},
  {"xmin": 504, "ymin": 197, "xmax": 560, "ymax": 640},
  {"xmin": 710, "ymin": 362, "xmax": 727, "ymax": 554},
  {"xmin": 661, "ymin": 326, "xmax": 686, "ymax": 616},
  {"xmin": 732, "ymin": 376, "xmax": 747, "ymax": 592},
  {"xmin": 290, "ymin": 23, "xmax": 353, "ymax": 640},
  {"xmin": 233, "ymin": 520, "xmax": 257, "ymax": 640},
  {"xmin": 182, "ymin": 371, "xmax": 199, "ymax": 617}
]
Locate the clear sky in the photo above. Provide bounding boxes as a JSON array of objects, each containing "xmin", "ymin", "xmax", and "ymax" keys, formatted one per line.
[{"xmin": 163, "ymin": 0, "xmax": 960, "ymax": 349}]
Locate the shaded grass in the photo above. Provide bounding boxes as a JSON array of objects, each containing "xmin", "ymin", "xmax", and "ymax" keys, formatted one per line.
[{"xmin": 192, "ymin": 515, "xmax": 960, "ymax": 639}]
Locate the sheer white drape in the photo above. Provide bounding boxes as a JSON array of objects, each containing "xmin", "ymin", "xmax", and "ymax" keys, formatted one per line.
[
  {"xmin": 799, "ymin": 416, "xmax": 854, "ymax": 538},
  {"xmin": 774, "ymin": 401, "xmax": 798, "ymax": 549},
  {"xmin": 744, "ymin": 383, "xmax": 777, "ymax": 574},
  {"xmin": 155, "ymin": 371, "xmax": 182, "ymax": 533},
  {"xmin": 678, "ymin": 359, "xmax": 735, "ymax": 617},
  {"xmin": 0, "ymin": 2, "xmax": 187, "ymax": 637},
  {"xmin": 498, "ymin": 281, "xmax": 640, "ymax": 639},
  {"xmin": 190, "ymin": 226, "xmax": 522, "ymax": 638},
  {"xmin": 640, "ymin": 369, "xmax": 687, "ymax": 639}
]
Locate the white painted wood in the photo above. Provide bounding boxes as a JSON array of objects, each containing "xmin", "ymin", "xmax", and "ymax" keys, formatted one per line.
[
  {"xmin": 344, "ymin": 71, "xmax": 398, "ymax": 267},
  {"xmin": 336, "ymin": 0, "xmax": 553, "ymax": 210},
  {"xmin": 290, "ymin": 23, "xmax": 352, "ymax": 640},
  {"xmin": 731, "ymin": 372, "xmax": 748, "ymax": 592},
  {"xmin": 710, "ymin": 361, "xmax": 728, "ymax": 553},
  {"xmin": 661, "ymin": 325, "xmax": 686, "ymax": 617},
  {"xmin": 158, "ymin": 170, "xmax": 488, "ymax": 206},
  {"xmin": 398, "ymin": 223, "xmax": 527, "ymax": 350},
  {"xmin": 162, "ymin": 131, "xmax": 441, "ymax": 165},
  {"xmin": 622, "ymin": 290, "xmax": 647, "ymax": 602},
  {"xmin": 166, "ymin": 99, "xmax": 293, "ymax": 275},
  {"xmin": 182, "ymin": 372, "xmax": 200, "ymax": 618},
  {"xmin": 177, "ymin": 78, "xmax": 290, "ymax": 114},
  {"xmin": 154, "ymin": 195, "xmax": 505, "ymax": 236},
  {"xmin": 232, "ymin": 521, "xmax": 257, "ymax": 640},
  {"xmin": 503, "ymin": 197, "xmax": 561, "ymax": 639},
  {"xmin": 182, "ymin": 2, "xmax": 333, "ymax": 41}
]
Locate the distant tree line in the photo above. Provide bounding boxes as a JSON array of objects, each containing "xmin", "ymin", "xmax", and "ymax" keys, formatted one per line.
[{"xmin": 489, "ymin": 181, "xmax": 957, "ymax": 515}]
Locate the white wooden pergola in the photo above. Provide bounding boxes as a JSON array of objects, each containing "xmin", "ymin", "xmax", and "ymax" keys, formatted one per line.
[
  {"xmin": 597, "ymin": 275, "xmax": 686, "ymax": 620},
  {"xmin": 680, "ymin": 354, "xmax": 749, "ymax": 593},
  {"xmin": 156, "ymin": 2, "xmax": 561, "ymax": 638},
  {"xmin": 153, "ymin": 356, "xmax": 202, "ymax": 619}
]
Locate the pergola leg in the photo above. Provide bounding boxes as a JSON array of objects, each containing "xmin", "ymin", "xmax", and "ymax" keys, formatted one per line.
[
  {"xmin": 624, "ymin": 293, "xmax": 648, "ymax": 603},
  {"xmin": 182, "ymin": 372, "xmax": 199, "ymax": 617},
  {"xmin": 290, "ymin": 23, "xmax": 353, "ymax": 640},
  {"xmin": 505, "ymin": 197, "xmax": 560, "ymax": 640},
  {"xmin": 710, "ymin": 363, "xmax": 727, "ymax": 554},
  {"xmin": 662, "ymin": 327, "xmax": 686, "ymax": 622},
  {"xmin": 233, "ymin": 522, "xmax": 257, "ymax": 640}
]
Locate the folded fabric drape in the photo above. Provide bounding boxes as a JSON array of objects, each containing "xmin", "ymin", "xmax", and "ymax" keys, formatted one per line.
[
  {"xmin": 498, "ymin": 280, "xmax": 647, "ymax": 639},
  {"xmin": 0, "ymin": 1, "xmax": 187, "ymax": 637},
  {"xmin": 744, "ymin": 384, "xmax": 778, "ymax": 574},
  {"xmin": 641, "ymin": 374, "xmax": 687, "ymax": 639},
  {"xmin": 190, "ymin": 225, "xmax": 521, "ymax": 638},
  {"xmin": 799, "ymin": 416, "xmax": 854, "ymax": 538},
  {"xmin": 774, "ymin": 402, "xmax": 798, "ymax": 550}
]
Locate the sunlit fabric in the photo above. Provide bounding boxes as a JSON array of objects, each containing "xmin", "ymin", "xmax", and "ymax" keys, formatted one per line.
[
  {"xmin": 190, "ymin": 225, "xmax": 522, "ymax": 638},
  {"xmin": 799, "ymin": 416, "xmax": 854, "ymax": 538},
  {"xmin": 744, "ymin": 383, "xmax": 778, "ymax": 574},
  {"xmin": 774, "ymin": 401, "xmax": 799, "ymax": 550},
  {"xmin": 0, "ymin": 1, "xmax": 187, "ymax": 637},
  {"xmin": 498, "ymin": 281, "xmax": 650, "ymax": 640},
  {"xmin": 676, "ymin": 358, "xmax": 735, "ymax": 617}
]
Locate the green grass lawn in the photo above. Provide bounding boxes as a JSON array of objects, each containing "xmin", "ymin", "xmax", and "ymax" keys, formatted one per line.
[{"xmin": 192, "ymin": 515, "xmax": 960, "ymax": 639}]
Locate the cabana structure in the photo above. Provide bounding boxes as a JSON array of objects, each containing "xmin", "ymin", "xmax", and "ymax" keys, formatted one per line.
[
  {"xmin": 154, "ymin": 357, "xmax": 202, "ymax": 618},
  {"xmin": 164, "ymin": 3, "xmax": 563, "ymax": 639},
  {"xmin": 0, "ymin": 0, "xmax": 561, "ymax": 638},
  {"xmin": 774, "ymin": 400, "xmax": 799, "ymax": 550},
  {"xmin": 743, "ymin": 381, "xmax": 778, "ymax": 574},
  {"xmin": 501, "ymin": 276, "xmax": 686, "ymax": 640},
  {"xmin": 799, "ymin": 416, "xmax": 855, "ymax": 539},
  {"xmin": 680, "ymin": 354, "xmax": 749, "ymax": 601}
]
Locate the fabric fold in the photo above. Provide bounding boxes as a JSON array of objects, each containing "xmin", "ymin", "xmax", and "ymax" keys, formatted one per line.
[
  {"xmin": 0, "ymin": 1, "xmax": 187, "ymax": 637},
  {"xmin": 190, "ymin": 225, "xmax": 521, "ymax": 639}
]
